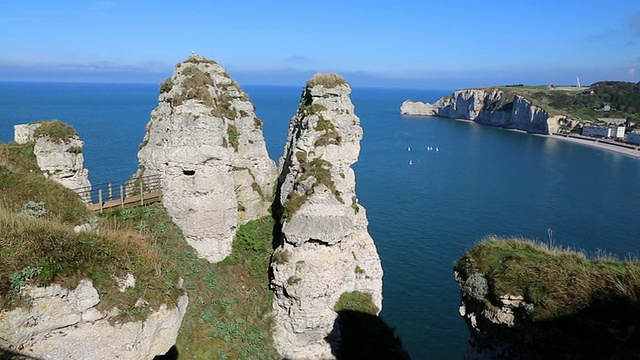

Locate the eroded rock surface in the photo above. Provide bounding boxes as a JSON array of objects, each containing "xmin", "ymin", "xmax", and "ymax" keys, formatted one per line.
[
  {"xmin": 0, "ymin": 280, "xmax": 188, "ymax": 360},
  {"xmin": 135, "ymin": 55, "xmax": 276, "ymax": 263},
  {"xmin": 270, "ymin": 74, "xmax": 383, "ymax": 359}
]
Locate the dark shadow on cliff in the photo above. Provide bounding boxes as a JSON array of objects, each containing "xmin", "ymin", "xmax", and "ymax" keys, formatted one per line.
[
  {"xmin": 327, "ymin": 310, "xmax": 410, "ymax": 360},
  {"xmin": 0, "ymin": 348, "xmax": 42, "ymax": 360},
  {"xmin": 153, "ymin": 345, "xmax": 178, "ymax": 360},
  {"xmin": 465, "ymin": 296, "xmax": 640, "ymax": 359}
]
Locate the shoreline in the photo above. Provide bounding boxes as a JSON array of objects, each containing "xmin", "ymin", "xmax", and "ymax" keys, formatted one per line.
[
  {"xmin": 407, "ymin": 114, "xmax": 640, "ymax": 160},
  {"xmin": 546, "ymin": 134, "xmax": 640, "ymax": 159}
]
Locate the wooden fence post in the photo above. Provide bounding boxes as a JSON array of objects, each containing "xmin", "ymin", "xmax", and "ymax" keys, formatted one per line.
[
  {"xmin": 108, "ymin": 183, "xmax": 113, "ymax": 200},
  {"xmin": 120, "ymin": 185, "xmax": 125, "ymax": 208},
  {"xmin": 98, "ymin": 189, "xmax": 103, "ymax": 213}
]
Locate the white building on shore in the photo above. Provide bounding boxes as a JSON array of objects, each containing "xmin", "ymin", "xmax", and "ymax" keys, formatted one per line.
[{"xmin": 581, "ymin": 124, "xmax": 626, "ymax": 139}]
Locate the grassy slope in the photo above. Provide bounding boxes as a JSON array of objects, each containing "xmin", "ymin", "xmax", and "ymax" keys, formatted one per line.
[
  {"xmin": 0, "ymin": 140, "xmax": 279, "ymax": 359},
  {"xmin": 455, "ymin": 237, "xmax": 640, "ymax": 322}
]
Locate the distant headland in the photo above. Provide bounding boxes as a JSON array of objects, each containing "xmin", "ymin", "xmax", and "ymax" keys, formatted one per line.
[{"xmin": 401, "ymin": 81, "xmax": 640, "ymax": 158}]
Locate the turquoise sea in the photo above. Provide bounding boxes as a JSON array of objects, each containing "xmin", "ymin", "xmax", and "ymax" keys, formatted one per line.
[{"xmin": 2, "ymin": 82, "xmax": 640, "ymax": 359}]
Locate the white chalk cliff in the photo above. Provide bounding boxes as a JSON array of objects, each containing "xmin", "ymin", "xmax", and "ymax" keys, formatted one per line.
[
  {"xmin": 401, "ymin": 88, "xmax": 565, "ymax": 134},
  {"xmin": 270, "ymin": 74, "xmax": 383, "ymax": 359},
  {"xmin": 14, "ymin": 122, "xmax": 91, "ymax": 200},
  {"xmin": 135, "ymin": 55, "xmax": 277, "ymax": 263},
  {"xmin": 0, "ymin": 280, "xmax": 188, "ymax": 360}
]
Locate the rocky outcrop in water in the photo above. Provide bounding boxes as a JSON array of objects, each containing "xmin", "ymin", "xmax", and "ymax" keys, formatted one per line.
[
  {"xmin": 270, "ymin": 74, "xmax": 383, "ymax": 359},
  {"xmin": 0, "ymin": 280, "xmax": 188, "ymax": 360},
  {"xmin": 401, "ymin": 88, "xmax": 567, "ymax": 134},
  {"xmin": 14, "ymin": 121, "xmax": 91, "ymax": 200},
  {"xmin": 135, "ymin": 55, "xmax": 276, "ymax": 263}
]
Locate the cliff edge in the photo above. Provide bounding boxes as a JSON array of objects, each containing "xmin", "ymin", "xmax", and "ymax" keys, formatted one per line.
[
  {"xmin": 135, "ymin": 55, "xmax": 277, "ymax": 263},
  {"xmin": 270, "ymin": 74, "xmax": 384, "ymax": 359},
  {"xmin": 401, "ymin": 88, "xmax": 570, "ymax": 134},
  {"xmin": 455, "ymin": 238, "xmax": 640, "ymax": 359}
]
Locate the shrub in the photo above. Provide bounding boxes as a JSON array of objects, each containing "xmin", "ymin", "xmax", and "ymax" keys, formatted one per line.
[
  {"xmin": 21, "ymin": 201, "xmax": 48, "ymax": 218},
  {"xmin": 462, "ymin": 273, "xmax": 488, "ymax": 301},
  {"xmin": 159, "ymin": 78, "xmax": 173, "ymax": 93}
]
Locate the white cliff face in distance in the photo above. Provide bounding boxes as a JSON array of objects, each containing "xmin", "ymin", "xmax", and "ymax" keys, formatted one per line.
[
  {"xmin": 270, "ymin": 74, "xmax": 383, "ymax": 359},
  {"xmin": 401, "ymin": 88, "xmax": 565, "ymax": 134},
  {"xmin": 14, "ymin": 121, "xmax": 92, "ymax": 201},
  {"xmin": 136, "ymin": 55, "xmax": 277, "ymax": 263}
]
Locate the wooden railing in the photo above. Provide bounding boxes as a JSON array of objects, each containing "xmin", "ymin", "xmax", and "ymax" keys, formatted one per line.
[{"xmin": 73, "ymin": 174, "xmax": 163, "ymax": 213}]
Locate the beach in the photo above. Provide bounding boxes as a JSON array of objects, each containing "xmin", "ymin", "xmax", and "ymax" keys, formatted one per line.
[{"xmin": 549, "ymin": 134, "xmax": 640, "ymax": 159}]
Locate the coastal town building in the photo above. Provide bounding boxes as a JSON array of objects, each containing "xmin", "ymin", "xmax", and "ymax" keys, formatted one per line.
[
  {"xmin": 581, "ymin": 124, "xmax": 626, "ymax": 139},
  {"xmin": 626, "ymin": 131, "xmax": 640, "ymax": 145}
]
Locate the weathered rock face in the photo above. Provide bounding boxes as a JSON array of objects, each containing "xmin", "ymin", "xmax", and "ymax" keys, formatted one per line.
[
  {"xmin": 136, "ymin": 55, "xmax": 276, "ymax": 263},
  {"xmin": 14, "ymin": 122, "xmax": 91, "ymax": 200},
  {"xmin": 401, "ymin": 89, "xmax": 570, "ymax": 134},
  {"xmin": 0, "ymin": 280, "xmax": 188, "ymax": 360},
  {"xmin": 270, "ymin": 74, "xmax": 383, "ymax": 359}
]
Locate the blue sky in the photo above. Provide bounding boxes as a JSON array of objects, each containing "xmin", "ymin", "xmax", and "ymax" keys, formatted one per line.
[{"xmin": 0, "ymin": 1, "xmax": 638, "ymax": 88}]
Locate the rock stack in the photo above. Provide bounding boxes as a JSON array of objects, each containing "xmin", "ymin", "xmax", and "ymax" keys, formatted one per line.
[
  {"xmin": 135, "ymin": 55, "xmax": 276, "ymax": 263},
  {"xmin": 270, "ymin": 74, "xmax": 383, "ymax": 359},
  {"xmin": 14, "ymin": 121, "xmax": 91, "ymax": 201}
]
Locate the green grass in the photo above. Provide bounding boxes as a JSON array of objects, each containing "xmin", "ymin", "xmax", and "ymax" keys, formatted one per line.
[
  {"xmin": 0, "ymin": 143, "xmax": 279, "ymax": 358},
  {"xmin": 175, "ymin": 215, "xmax": 279, "ymax": 359},
  {"xmin": 455, "ymin": 237, "xmax": 640, "ymax": 321},
  {"xmin": 306, "ymin": 73, "xmax": 347, "ymax": 88},
  {"xmin": 0, "ymin": 142, "xmax": 88, "ymax": 224},
  {"xmin": 0, "ymin": 204, "xmax": 183, "ymax": 318},
  {"xmin": 172, "ymin": 65, "xmax": 215, "ymax": 107},
  {"xmin": 227, "ymin": 124, "xmax": 240, "ymax": 151},
  {"xmin": 33, "ymin": 120, "xmax": 78, "ymax": 143},
  {"xmin": 334, "ymin": 291, "xmax": 379, "ymax": 315},
  {"xmin": 282, "ymin": 156, "xmax": 343, "ymax": 221}
]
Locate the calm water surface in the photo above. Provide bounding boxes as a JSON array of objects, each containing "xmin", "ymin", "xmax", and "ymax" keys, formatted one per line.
[{"xmin": 2, "ymin": 82, "xmax": 640, "ymax": 359}]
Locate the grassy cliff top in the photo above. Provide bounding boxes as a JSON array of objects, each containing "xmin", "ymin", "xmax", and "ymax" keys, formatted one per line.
[
  {"xmin": 455, "ymin": 237, "xmax": 640, "ymax": 321},
  {"xmin": 306, "ymin": 73, "xmax": 348, "ymax": 88},
  {"xmin": 33, "ymin": 120, "xmax": 78, "ymax": 143},
  {"xmin": 467, "ymin": 81, "xmax": 640, "ymax": 126}
]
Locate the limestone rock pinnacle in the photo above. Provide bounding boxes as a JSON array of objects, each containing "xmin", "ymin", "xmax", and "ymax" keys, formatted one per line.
[
  {"xmin": 135, "ymin": 55, "xmax": 277, "ymax": 263},
  {"xmin": 270, "ymin": 73, "xmax": 383, "ymax": 359}
]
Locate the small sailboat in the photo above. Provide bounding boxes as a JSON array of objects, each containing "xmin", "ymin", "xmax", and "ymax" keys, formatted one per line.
[
  {"xmin": 409, "ymin": 160, "xmax": 413, "ymax": 165},
  {"xmin": 435, "ymin": 147, "xmax": 439, "ymax": 152},
  {"xmin": 408, "ymin": 146, "xmax": 412, "ymax": 152}
]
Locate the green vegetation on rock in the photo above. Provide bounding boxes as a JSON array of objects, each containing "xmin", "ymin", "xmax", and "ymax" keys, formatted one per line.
[
  {"xmin": 0, "ymin": 142, "xmax": 280, "ymax": 357},
  {"xmin": 334, "ymin": 291, "xmax": 379, "ymax": 315},
  {"xmin": 282, "ymin": 155, "xmax": 343, "ymax": 221},
  {"xmin": 306, "ymin": 73, "xmax": 348, "ymax": 89},
  {"xmin": 227, "ymin": 123, "xmax": 240, "ymax": 151},
  {"xmin": 33, "ymin": 120, "xmax": 78, "ymax": 143},
  {"xmin": 495, "ymin": 81, "xmax": 640, "ymax": 126},
  {"xmin": 172, "ymin": 65, "xmax": 214, "ymax": 107},
  {"xmin": 455, "ymin": 237, "xmax": 640, "ymax": 322}
]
